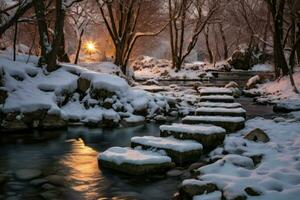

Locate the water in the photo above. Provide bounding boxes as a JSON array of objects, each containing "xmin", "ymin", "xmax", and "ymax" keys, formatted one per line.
[
  {"xmin": 0, "ymin": 97, "xmax": 277, "ymax": 200},
  {"xmin": 0, "ymin": 123, "xmax": 180, "ymax": 200}
]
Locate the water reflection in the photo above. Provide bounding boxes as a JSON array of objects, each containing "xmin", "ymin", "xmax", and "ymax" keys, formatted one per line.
[{"xmin": 0, "ymin": 123, "xmax": 180, "ymax": 200}]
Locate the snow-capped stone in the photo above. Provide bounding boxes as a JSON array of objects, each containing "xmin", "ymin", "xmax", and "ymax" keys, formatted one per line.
[
  {"xmin": 182, "ymin": 116, "xmax": 245, "ymax": 132},
  {"xmin": 160, "ymin": 123, "xmax": 226, "ymax": 150},
  {"xmin": 199, "ymin": 95, "xmax": 234, "ymax": 103},
  {"xmin": 197, "ymin": 102, "xmax": 242, "ymax": 108},
  {"xmin": 196, "ymin": 107, "xmax": 246, "ymax": 117},
  {"xmin": 98, "ymin": 147, "xmax": 174, "ymax": 175},
  {"xmin": 131, "ymin": 136, "xmax": 203, "ymax": 164},
  {"xmin": 199, "ymin": 87, "xmax": 233, "ymax": 96}
]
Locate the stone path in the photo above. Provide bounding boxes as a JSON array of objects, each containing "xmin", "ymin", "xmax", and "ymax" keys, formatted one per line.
[{"xmin": 97, "ymin": 87, "xmax": 246, "ymax": 175}]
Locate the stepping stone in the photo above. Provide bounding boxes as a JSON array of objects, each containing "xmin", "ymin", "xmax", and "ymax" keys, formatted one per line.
[
  {"xmin": 182, "ymin": 116, "xmax": 245, "ymax": 132},
  {"xmin": 131, "ymin": 136, "xmax": 203, "ymax": 165},
  {"xmin": 197, "ymin": 102, "xmax": 242, "ymax": 108},
  {"xmin": 98, "ymin": 147, "xmax": 175, "ymax": 175},
  {"xmin": 199, "ymin": 87, "xmax": 233, "ymax": 96},
  {"xmin": 160, "ymin": 123, "xmax": 226, "ymax": 150},
  {"xmin": 196, "ymin": 107, "xmax": 246, "ymax": 118},
  {"xmin": 199, "ymin": 95, "xmax": 234, "ymax": 103}
]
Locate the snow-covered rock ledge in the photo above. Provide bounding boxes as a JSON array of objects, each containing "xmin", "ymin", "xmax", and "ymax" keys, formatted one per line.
[{"xmin": 0, "ymin": 55, "xmax": 176, "ymax": 132}]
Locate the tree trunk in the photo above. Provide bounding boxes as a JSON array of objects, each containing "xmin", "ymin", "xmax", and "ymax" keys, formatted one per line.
[
  {"xmin": 45, "ymin": 0, "xmax": 65, "ymax": 72},
  {"xmin": 74, "ymin": 30, "xmax": 84, "ymax": 64},
  {"xmin": 33, "ymin": 0, "xmax": 49, "ymax": 65},
  {"xmin": 57, "ymin": 32, "xmax": 70, "ymax": 62},
  {"xmin": 218, "ymin": 23, "xmax": 228, "ymax": 59},
  {"xmin": 204, "ymin": 25, "xmax": 213, "ymax": 63},
  {"xmin": 13, "ymin": 21, "xmax": 18, "ymax": 61}
]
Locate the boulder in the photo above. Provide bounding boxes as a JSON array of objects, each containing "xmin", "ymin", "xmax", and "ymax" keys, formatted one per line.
[
  {"xmin": 244, "ymin": 128, "xmax": 270, "ymax": 143},
  {"xmin": 246, "ymin": 75, "xmax": 261, "ymax": 89},
  {"xmin": 228, "ymin": 50, "xmax": 252, "ymax": 70},
  {"xmin": 22, "ymin": 109, "xmax": 48, "ymax": 128},
  {"xmin": 45, "ymin": 175, "xmax": 65, "ymax": 186},
  {"xmin": 90, "ymin": 88, "xmax": 115, "ymax": 101},
  {"xmin": 179, "ymin": 179, "xmax": 218, "ymax": 199},
  {"xmin": 225, "ymin": 81, "xmax": 239, "ymax": 88},
  {"xmin": 0, "ymin": 87, "xmax": 8, "ymax": 104}
]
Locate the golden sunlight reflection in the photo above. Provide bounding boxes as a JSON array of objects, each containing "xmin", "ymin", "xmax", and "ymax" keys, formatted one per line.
[{"xmin": 59, "ymin": 138, "xmax": 101, "ymax": 198}]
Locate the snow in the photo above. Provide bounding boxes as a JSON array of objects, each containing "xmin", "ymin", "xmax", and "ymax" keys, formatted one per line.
[
  {"xmin": 193, "ymin": 191, "xmax": 222, "ymax": 200},
  {"xmin": 182, "ymin": 116, "xmax": 245, "ymax": 123},
  {"xmin": 123, "ymin": 115, "xmax": 145, "ymax": 123},
  {"xmin": 200, "ymin": 95, "xmax": 234, "ymax": 100},
  {"xmin": 98, "ymin": 147, "xmax": 172, "ymax": 165},
  {"xmin": 199, "ymin": 87, "xmax": 232, "ymax": 94},
  {"xmin": 251, "ymin": 64, "xmax": 274, "ymax": 72},
  {"xmin": 160, "ymin": 123, "xmax": 226, "ymax": 135},
  {"xmin": 0, "ymin": 53, "xmax": 174, "ymax": 125},
  {"xmin": 196, "ymin": 107, "xmax": 246, "ymax": 114},
  {"xmin": 80, "ymin": 71, "xmax": 129, "ymax": 94},
  {"xmin": 246, "ymin": 75, "xmax": 260, "ymax": 88},
  {"xmin": 197, "ymin": 102, "xmax": 241, "ymax": 108},
  {"xmin": 131, "ymin": 136, "xmax": 203, "ymax": 152},
  {"xmin": 192, "ymin": 117, "xmax": 300, "ymax": 200}
]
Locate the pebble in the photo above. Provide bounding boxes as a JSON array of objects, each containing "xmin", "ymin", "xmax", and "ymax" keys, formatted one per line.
[
  {"xmin": 45, "ymin": 175, "xmax": 64, "ymax": 186},
  {"xmin": 15, "ymin": 169, "xmax": 42, "ymax": 181},
  {"xmin": 30, "ymin": 178, "xmax": 48, "ymax": 186},
  {"xmin": 42, "ymin": 183, "xmax": 56, "ymax": 190},
  {"xmin": 39, "ymin": 191, "xmax": 59, "ymax": 199}
]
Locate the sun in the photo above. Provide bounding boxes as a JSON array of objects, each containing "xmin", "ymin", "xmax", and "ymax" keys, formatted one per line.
[{"xmin": 85, "ymin": 41, "xmax": 97, "ymax": 53}]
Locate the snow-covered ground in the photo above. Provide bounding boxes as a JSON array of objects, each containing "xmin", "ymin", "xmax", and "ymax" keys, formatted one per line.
[
  {"xmin": 191, "ymin": 116, "xmax": 300, "ymax": 200},
  {"xmin": 245, "ymin": 70, "xmax": 300, "ymax": 110},
  {"xmin": 0, "ymin": 53, "xmax": 192, "ymax": 131}
]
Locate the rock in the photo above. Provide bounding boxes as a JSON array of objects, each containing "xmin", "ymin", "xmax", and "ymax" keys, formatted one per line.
[
  {"xmin": 179, "ymin": 179, "xmax": 218, "ymax": 199},
  {"xmin": 160, "ymin": 123, "xmax": 226, "ymax": 150},
  {"xmin": 154, "ymin": 115, "xmax": 167, "ymax": 123},
  {"xmin": 250, "ymin": 154, "xmax": 263, "ymax": 166},
  {"xmin": 167, "ymin": 169, "xmax": 183, "ymax": 177},
  {"xmin": 273, "ymin": 100, "xmax": 300, "ymax": 113},
  {"xmin": 0, "ymin": 87, "xmax": 8, "ymax": 104},
  {"xmin": 77, "ymin": 77, "xmax": 90, "ymax": 94},
  {"xmin": 246, "ymin": 75, "xmax": 261, "ymax": 89},
  {"xmin": 225, "ymin": 81, "xmax": 239, "ymax": 88},
  {"xmin": 0, "ymin": 174, "xmax": 8, "ymax": 185},
  {"xmin": 6, "ymin": 181, "xmax": 25, "ymax": 190},
  {"xmin": 30, "ymin": 178, "xmax": 48, "ymax": 186},
  {"xmin": 42, "ymin": 183, "xmax": 56, "ymax": 190},
  {"xmin": 228, "ymin": 50, "xmax": 252, "ymax": 70},
  {"xmin": 180, "ymin": 171, "xmax": 192, "ymax": 179},
  {"xmin": 39, "ymin": 191, "xmax": 60, "ymax": 200},
  {"xmin": 45, "ymin": 175, "xmax": 65, "ymax": 186},
  {"xmin": 22, "ymin": 109, "xmax": 48, "ymax": 128},
  {"xmin": 244, "ymin": 187, "xmax": 262, "ymax": 196},
  {"xmin": 273, "ymin": 117, "xmax": 286, "ymax": 123},
  {"xmin": 42, "ymin": 113, "xmax": 67, "ymax": 129},
  {"xmin": 98, "ymin": 147, "xmax": 175, "ymax": 175},
  {"xmin": 188, "ymin": 162, "xmax": 205, "ymax": 172},
  {"xmin": 90, "ymin": 88, "xmax": 115, "ymax": 100},
  {"xmin": 243, "ymin": 89, "xmax": 261, "ymax": 97},
  {"xmin": 244, "ymin": 128, "xmax": 270, "ymax": 143},
  {"xmin": 15, "ymin": 169, "xmax": 42, "ymax": 181}
]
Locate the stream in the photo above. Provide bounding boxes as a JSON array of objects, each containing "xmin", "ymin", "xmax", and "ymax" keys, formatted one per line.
[{"xmin": 0, "ymin": 97, "xmax": 278, "ymax": 200}]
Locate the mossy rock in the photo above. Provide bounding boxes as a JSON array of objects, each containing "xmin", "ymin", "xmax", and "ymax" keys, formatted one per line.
[{"xmin": 98, "ymin": 159, "xmax": 175, "ymax": 175}]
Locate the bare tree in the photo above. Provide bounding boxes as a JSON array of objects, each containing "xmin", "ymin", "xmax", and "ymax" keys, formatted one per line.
[
  {"xmin": 168, "ymin": 0, "xmax": 220, "ymax": 71},
  {"xmin": 95, "ymin": 0, "xmax": 167, "ymax": 75}
]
